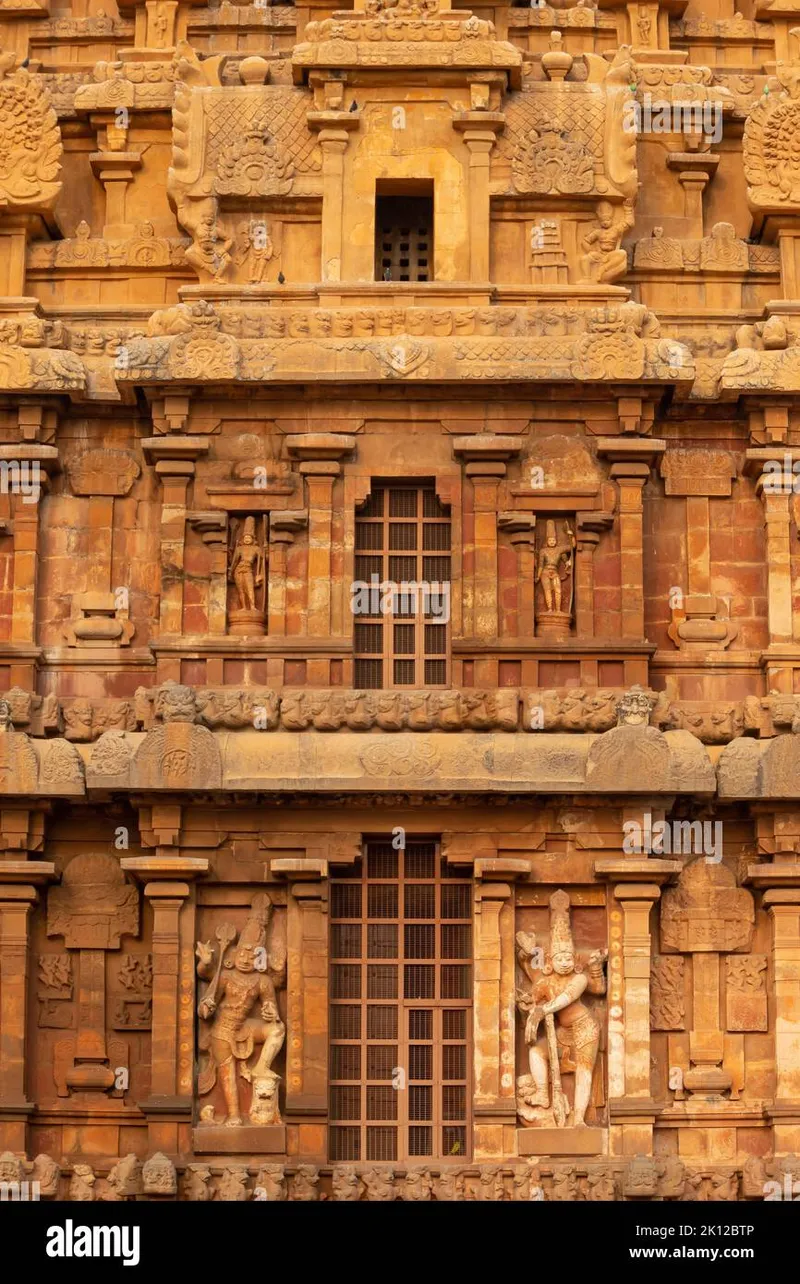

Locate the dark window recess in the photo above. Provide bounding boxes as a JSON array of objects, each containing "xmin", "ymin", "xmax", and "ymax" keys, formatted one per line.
[
  {"xmin": 375, "ymin": 194, "xmax": 434, "ymax": 282},
  {"xmin": 328, "ymin": 838, "xmax": 472, "ymax": 1163}
]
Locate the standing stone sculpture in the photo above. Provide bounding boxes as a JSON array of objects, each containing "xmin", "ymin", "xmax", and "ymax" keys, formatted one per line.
[
  {"xmin": 227, "ymin": 515, "xmax": 267, "ymax": 636},
  {"xmin": 535, "ymin": 518, "xmax": 576, "ymax": 640},
  {"xmin": 516, "ymin": 890, "xmax": 607, "ymax": 1128},
  {"xmin": 196, "ymin": 892, "xmax": 286, "ymax": 1127}
]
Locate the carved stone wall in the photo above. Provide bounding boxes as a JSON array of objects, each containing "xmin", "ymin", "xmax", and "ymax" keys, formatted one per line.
[{"xmin": 0, "ymin": 0, "xmax": 796, "ymax": 1207}]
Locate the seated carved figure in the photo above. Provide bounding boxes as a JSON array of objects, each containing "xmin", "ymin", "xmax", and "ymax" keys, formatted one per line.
[{"xmin": 578, "ymin": 199, "xmax": 634, "ymax": 284}]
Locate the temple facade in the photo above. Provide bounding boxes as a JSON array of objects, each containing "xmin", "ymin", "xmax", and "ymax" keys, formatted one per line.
[{"xmin": 1, "ymin": 0, "xmax": 800, "ymax": 1204}]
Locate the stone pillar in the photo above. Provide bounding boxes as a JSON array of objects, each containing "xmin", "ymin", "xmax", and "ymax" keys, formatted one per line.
[
  {"xmin": 0, "ymin": 445, "xmax": 58, "ymax": 649},
  {"xmin": 598, "ymin": 438, "xmax": 666, "ymax": 642},
  {"xmin": 473, "ymin": 864, "xmax": 517, "ymax": 1159},
  {"xmin": 283, "ymin": 876, "xmax": 328, "ymax": 1158},
  {"xmin": 267, "ymin": 511, "xmax": 309, "ymax": 638},
  {"xmin": 285, "ymin": 434, "xmax": 355, "ymax": 639},
  {"xmin": 612, "ymin": 464, "xmax": 650, "ymax": 640},
  {"xmin": 0, "ymin": 887, "xmax": 37, "ymax": 1150},
  {"xmin": 453, "ymin": 115, "xmax": 504, "ymax": 283},
  {"xmin": 764, "ymin": 890, "xmax": 800, "ymax": 1155},
  {"xmin": 498, "ymin": 513, "xmax": 535, "ymax": 637},
  {"xmin": 575, "ymin": 512, "xmax": 614, "ymax": 640},
  {"xmin": 753, "ymin": 457, "xmax": 794, "ymax": 645},
  {"xmin": 612, "ymin": 884, "xmax": 661, "ymax": 1145},
  {"xmin": 454, "ymin": 436, "xmax": 522, "ymax": 639},
  {"xmin": 121, "ymin": 854, "xmax": 209, "ymax": 1155},
  {"xmin": 188, "ymin": 513, "xmax": 227, "ymax": 636},
  {"xmin": 308, "ymin": 111, "xmax": 359, "ymax": 283},
  {"xmin": 89, "ymin": 149, "xmax": 143, "ymax": 240},
  {"xmin": 143, "ymin": 436, "xmax": 209, "ymax": 649},
  {"xmin": 595, "ymin": 849, "xmax": 677, "ymax": 1159},
  {"xmin": 302, "ymin": 466, "xmax": 338, "ymax": 636},
  {"xmin": 666, "ymin": 156, "xmax": 718, "ymax": 239}
]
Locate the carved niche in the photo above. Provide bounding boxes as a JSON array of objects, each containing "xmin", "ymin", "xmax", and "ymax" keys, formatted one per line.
[
  {"xmin": 46, "ymin": 853, "xmax": 140, "ymax": 1093},
  {"xmin": 227, "ymin": 514, "xmax": 268, "ymax": 636},
  {"xmin": 168, "ymin": 43, "xmax": 317, "ymax": 284}
]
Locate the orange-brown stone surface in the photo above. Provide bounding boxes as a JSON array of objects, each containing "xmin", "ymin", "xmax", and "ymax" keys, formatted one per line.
[{"xmin": 0, "ymin": 0, "xmax": 798, "ymax": 1204}]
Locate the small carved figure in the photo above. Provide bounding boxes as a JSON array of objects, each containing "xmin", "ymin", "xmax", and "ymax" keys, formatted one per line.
[
  {"xmin": 216, "ymin": 1165, "xmax": 249, "ymax": 1201},
  {"xmin": 436, "ymin": 1167, "xmax": 466, "ymax": 1200},
  {"xmin": 142, "ymin": 1152, "xmax": 177, "ymax": 1196},
  {"xmin": 551, "ymin": 1165, "xmax": 578, "ymax": 1201},
  {"xmin": 183, "ymin": 1164, "xmax": 213, "ymax": 1201},
  {"xmin": 248, "ymin": 1068, "xmax": 281, "ymax": 1125},
  {"xmin": 32, "ymin": 1154, "xmax": 61, "ymax": 1198},
  {"xmin": 290, "ymin": 1165, "xmax": 319, "ymax": 1201},
  {"xmin": 578, "ymin": 199, "xmax": 635, "ymax": 284},
  {"xmin": 69, "ymin": 1164, "xmax": 96, "ymax": 1201},
  {"xmin": 535, "ymin": 519, "xmax": 575, "ymax": 616},
  {"xmin": 254, "ymin": 1164, "xmax": 286, "ymax": 1201},
  {"xmin": 477, "ymin": 1165, "xmax": 504, "ymax": 1201},
  {"xmin": 234, "ymin": 220, "xmax": 274, "ymax": 284},
  {"xmin": 228, "ymin": 516, "xmax": 265, "ymax": 613},
  {"xmin": 185, "ymin": 215, "xmax": 232, "ymax": 283},
  {"xmin": 404, "ymin": 1168, "xmax": 433, "ymax": 1201},
  {"xmin": 587, "ymin": 1165, "xmax": 617, "ymax": 1201},
  {"xmin": 332, "ymin": 1165, "xmax": 362, "ymax": 1201},
  {"xmin": 103, "ymin": 1154, "xmax": 142, "ymax": 1200},
  {"xmin": 362, "ymin": 1167, "xmax": 396, "ymax": 1201}
]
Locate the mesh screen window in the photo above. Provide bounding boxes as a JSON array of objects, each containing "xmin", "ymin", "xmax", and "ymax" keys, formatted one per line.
[
  {"xmin": 375, "ymin": 193, "xmax": 433, "ymax": 282},
  {"xmin": 354, "ymin": 484, "xmax": 451, "ymax": 690},
  {"xmin": 329, "ymin": 838, "xmax": 472, "ymax": 1162}
]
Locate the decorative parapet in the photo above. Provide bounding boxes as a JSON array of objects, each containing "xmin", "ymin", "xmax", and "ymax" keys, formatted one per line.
[
  {"xmin": 73, "ymin": 59, "xmax": 178, "ymax": 112},
  {"xmin": 114, "ymin": 298, "xmax": 694, "ymax": 386},
  {"xmin": 292, "ymin": 3, "xmax": 522, "ymax": 85}
]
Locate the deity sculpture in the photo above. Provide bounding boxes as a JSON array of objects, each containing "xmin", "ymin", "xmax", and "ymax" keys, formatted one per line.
[
  {"xmin": 234, "ymin": 221, "xmax": 274, "ymax": 284},
  {"xmin": 196, "ymin": 892, "xmax": 286, "ymax": 1127},
  {"xmin": 229, "ymin": 516, "xmax": 265, "ymax": 612},
  {"xmin": 228, "ymin": 515, "xmax": 267, "ymax": 635},
  {"xmin": 578, "ymin": 199, "xmax": 634, "ymax": 284},
  {"xmin": 185, "ymin": 213, "xmax": 232, "ymax": 283},
  {"xmin": 516, "ymin": 890, "xmax": 607, "ymax": 1128},
  {"xmin": 535, "ymin": 518, "xmax": 575, "ymax": 616}
]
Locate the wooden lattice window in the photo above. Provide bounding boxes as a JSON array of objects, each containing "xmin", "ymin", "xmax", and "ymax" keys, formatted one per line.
[
  {"xmin": 329, "ymin": 838, "xmax": 472, "ymax": 1163},
  {"xmin": 353, "ymin": 483, "xmax": 451, "ymax": 690},
  {"xmin": 375, "ymin": 192, "xmax": 433, "ymax": 282}
]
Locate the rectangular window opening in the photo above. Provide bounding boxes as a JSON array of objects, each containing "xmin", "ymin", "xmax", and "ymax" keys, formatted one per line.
[
  {"xmin": 353, "ymin": 481, "xmax": 451, "ymax": 689},
  {"xmin": 374, "ymin": 184, "xmax": 434, "ymax": 283},
  {"xmin": 329, "ymin": 837, "xmax": 472, "ymax": 1163}
]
